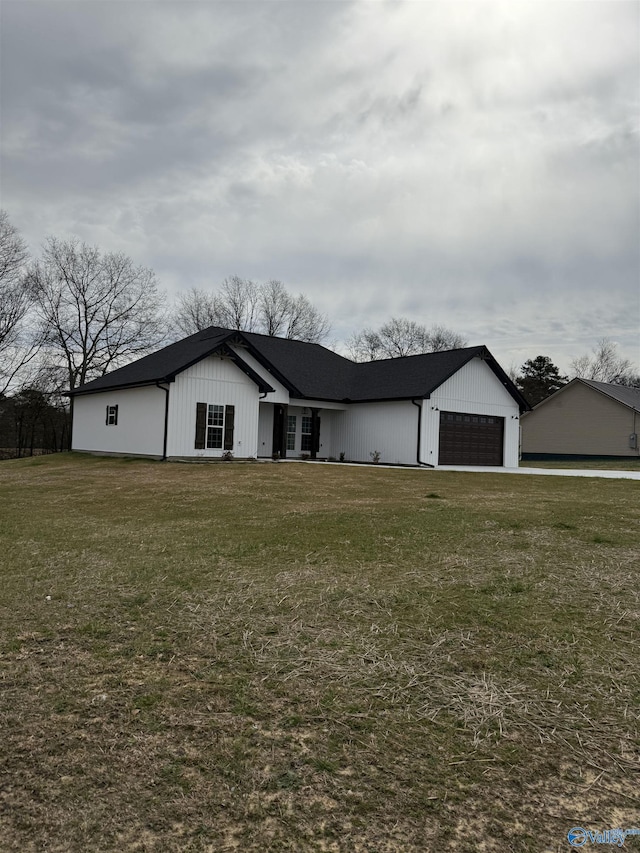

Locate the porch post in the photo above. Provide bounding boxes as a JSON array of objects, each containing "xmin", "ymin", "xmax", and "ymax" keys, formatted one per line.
[{"xmin": 310, "ymin": 408, "xmax": 321, "ymax": 459}]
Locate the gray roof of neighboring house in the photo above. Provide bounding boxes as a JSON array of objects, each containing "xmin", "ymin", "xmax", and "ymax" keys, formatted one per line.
[
  {"xmin": 69, "ymin": 326, "xmax": 530, "ymax": 409},
  {"xmin": 580, "ymin": 379, "xmax": 640, "ymax": 410}
]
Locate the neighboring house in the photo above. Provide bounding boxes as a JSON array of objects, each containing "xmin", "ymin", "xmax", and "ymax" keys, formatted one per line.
[
  {"xmin": 521, "ymin": 379, "xmax": 640, "ymax": 459},
  {"xmin": 68, "ymin": 327, "xmax": 529, "ymax": 467}
]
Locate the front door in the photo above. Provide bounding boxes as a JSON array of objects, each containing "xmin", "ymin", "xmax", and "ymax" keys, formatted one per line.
[{"xmin": 272, "ymin": 404, "xmax": 288, "ymax": 459}]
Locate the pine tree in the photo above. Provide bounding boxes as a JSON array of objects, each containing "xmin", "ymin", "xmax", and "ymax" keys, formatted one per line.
[{"xmin": 516, "ymin": 356, "xmax": 568, "ymax": 406}]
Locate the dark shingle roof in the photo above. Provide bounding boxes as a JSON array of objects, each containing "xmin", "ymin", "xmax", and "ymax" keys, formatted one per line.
[
  {"xmin": 581, "ymin": 379, "xmax": 640, "ymax": 410},
  {"xmin": 68, "ymin": 328, "xmax": 274, "ymax": 395},
  {"xmin": 343, "ymin": 347, "xmax": 493, "ymax": 401},
  {"xmin": 236, "ymin": 331, "xmax": 355, "ymax": 399},
  {"xmin": 70, "ymin": 326, "xmax": 529, "ymax": 409}
]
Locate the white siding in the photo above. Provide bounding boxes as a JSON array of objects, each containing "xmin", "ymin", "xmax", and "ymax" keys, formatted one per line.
[
  {"xmin": 229, "ymin": 344, "xmax": 290, "ymax": 404},
  {"xmin": 317, "ymin": 409, "xmax": 336, "ymax": 458},
  {"xmin": 72, "ymin": 353, "xmax": 521, "ymax": 467},
  {"xmin": 332, "ymin": 401, "xmax": 419, "ymax": 465},
  {"xmin": 72, "ymin": 386, "xmax": 166, "ymax": 457},
  {"xmin": 257, "ymin": 403, "xmax": 274, "ymax": 457},
  {"xmin": 422, "ymin": 357, "xmax": 521, "ymax": 467},
  {"xmin": 166, "ymin": 355, "xmax": 260, "ymax": 458}
]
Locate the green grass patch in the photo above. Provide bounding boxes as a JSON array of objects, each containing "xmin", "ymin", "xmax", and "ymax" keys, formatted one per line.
[{"xmin": 0, "ymin": 454, "xmax": 638, "ymax": 851}]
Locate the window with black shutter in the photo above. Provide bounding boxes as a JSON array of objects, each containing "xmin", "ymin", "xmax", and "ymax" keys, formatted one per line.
[{"xmin": 195, "ymin": 402, "xmax": 235, "ymax": 451}]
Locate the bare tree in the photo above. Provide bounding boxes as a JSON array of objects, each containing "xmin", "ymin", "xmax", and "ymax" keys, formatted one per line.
[
  {"xmin": 426, "ymin": 323, "xmax": 468, "ymax": 352},
  {"xmin": 346, "ymin": 328, "xmax": 386, "ymax": 362},
  {"xmin": 215, "ymin": 276, "xmax": 260, "ymax": 331},
  {"xmin": 173, "ymin": 278, "xmax": 330, "ymax": 343},
  {"xmin": 259, "ymin": 280, "xmax": 294, "ymax": 337},
  {"xmin": 173, "ymin": 287, "xmax": 222, "ymax": 338},
  {"xmin": 571, "ymin": 338, "xmax": 639, "ymax": 387},
  {"xmin": 282, "ymin": 292, "xmax": 331, "ymax": 343},
  {"xmin": 259, "ymin": 280, "xmax": 330, "ymax": 343},
  {"xmin": 0, "ymin": 211, "xmax": 39, "ymax": 393},
  {"xmin": 347, "ymin": 317, "xmax": 467, "ymax": 361},
  {"xmin": 27, "ymin": 237, "xmax": 167, "ymax": 390}
]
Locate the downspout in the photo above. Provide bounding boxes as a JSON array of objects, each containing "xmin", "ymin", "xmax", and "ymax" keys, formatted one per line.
[
  {"xmin": 156, "ymin": 382, "xmax": 170, "ymax": 461},
  {"xmin": 412, "ymin": 399, "xmax": 434, "ymax": 467},
  {"xmin": 68, "ymin": 395, "xmax": 74, "ymax": 452}
]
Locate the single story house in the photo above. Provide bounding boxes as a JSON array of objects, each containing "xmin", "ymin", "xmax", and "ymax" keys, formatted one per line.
[
  {"xmin": 68, "ymin": 327, "xmax": 529, "ymax": 467},
  {"xmin": 521, "ymin": 378, "xmax": 640, "ymax": 459}
]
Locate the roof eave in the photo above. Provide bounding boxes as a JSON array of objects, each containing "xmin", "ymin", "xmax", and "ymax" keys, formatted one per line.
[
  {"xmin": 227, "ymin": 331, "xmax": 304, "ymax": 397},
  {"xmin": 67, "ymin": 379, "xmax": 171, "ymax": 397},
  {"xmin": 68, "ymin": 338, "xmax": 276, "ymax": 397}
]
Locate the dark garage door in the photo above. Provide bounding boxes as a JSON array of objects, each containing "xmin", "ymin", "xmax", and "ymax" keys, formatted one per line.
[{"xmin": 439, "ymin": 411, "xmax": 504, "ymax": 466}]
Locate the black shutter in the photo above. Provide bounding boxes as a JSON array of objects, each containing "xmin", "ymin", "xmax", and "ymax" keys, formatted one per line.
[
  {"xmin": 224, "ymin": 405, "xmax": 235, "ymax": 450},
  {"xmin": 106, "ymin": 406, "xmax": 109, "ymax": 425},
  {"xmin": 194, "ymin": 402, "xmax": 207, "ymax": 449},
  {"xmin": 113, "ymin": 405, "xmax": 118, "ymax": 426}
]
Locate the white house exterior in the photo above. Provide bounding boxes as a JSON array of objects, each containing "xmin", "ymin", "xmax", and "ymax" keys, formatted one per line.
[
  {"xmin": 72, "ymin": 385, "xmax": 167, "ymax": 458},
  {"xmin": 69, "ymin": 327, "xmax": 529, "ymax": 468}
]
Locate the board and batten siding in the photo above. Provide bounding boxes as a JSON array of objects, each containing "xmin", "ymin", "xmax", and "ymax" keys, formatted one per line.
[
  {"xmin": 257, "ymin": 402, "xmax": 274, "ymax": 457},
  {"xmin": 72, "ymin": 385, "xmax": 166, "ymax": 457},
  {"xmin": 521, "ymin": 381, "xmax": 639, "ymax": 457},
  {"xmin": 422, "ymin": 357, "xmax": 521, "ymax": 467},
  {"xmin": 332, "ymin": 400, "xmax": 419, "ymax": 465},
  {"xmin": 228, "ymin": 344, "xmax": 290, "ymax": 404},
  {"xmin": 166, "ymin": 355, "xmax": 260, "ymax": 458}
]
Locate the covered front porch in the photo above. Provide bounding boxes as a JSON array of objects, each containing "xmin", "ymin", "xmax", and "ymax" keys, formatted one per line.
[{"xmin": 257, "ymin": 400, "xmax": 346, "ymax": 460}]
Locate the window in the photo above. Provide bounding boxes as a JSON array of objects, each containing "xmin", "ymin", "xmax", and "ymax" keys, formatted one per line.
[
  {"xmin": 286, "ymin": 415, "xmax": 297, "ymax": 451},
  {"xmin": 301, "ymin": 415, "xmax": 312, "ymax": 452},
  {"xmin": 194, "ymin": 402, "xmax": 235, "ymax": 451},
  {"xmin": 106, "ymin": 405, "xmax": 118, "ymax": 426},
  {"xmin": 207, "ymin": 404, "xmax": 225, "ymax": 449}
]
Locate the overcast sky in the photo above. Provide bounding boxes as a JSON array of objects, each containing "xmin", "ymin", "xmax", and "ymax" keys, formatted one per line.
[{"xmin": 1, "ymin": 0, "xmax": 638, "ymax": 373}]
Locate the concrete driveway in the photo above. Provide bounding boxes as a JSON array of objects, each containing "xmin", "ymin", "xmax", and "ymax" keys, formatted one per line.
[
  {"xmin": 436, "ymin": 465, "xmax": 640, "ymax": 480},
  {"xmin": 312, "ymin": 460, "xmax": 640, "ymax": 480}
]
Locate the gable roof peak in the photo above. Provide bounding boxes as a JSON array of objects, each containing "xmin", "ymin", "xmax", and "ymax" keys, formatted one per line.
[{"xmin": 69, "ymin": 325, "xmax": 527, "ymax": 410}]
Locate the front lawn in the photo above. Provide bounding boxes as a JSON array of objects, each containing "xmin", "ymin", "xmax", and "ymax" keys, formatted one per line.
[{"xmin": 1, "ymin": 455, "xmax": 638, "ymax": 852}]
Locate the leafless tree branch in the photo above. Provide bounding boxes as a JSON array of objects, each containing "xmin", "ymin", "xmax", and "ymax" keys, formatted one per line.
[{"xmin": 27, "ymin": 237, "xmax": 167, "ymax": 390}]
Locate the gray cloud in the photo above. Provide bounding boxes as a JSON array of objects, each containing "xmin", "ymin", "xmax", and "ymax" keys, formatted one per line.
[{"xmin": 1, "ymin": 0, "xmax": 638, "ymax": 374}]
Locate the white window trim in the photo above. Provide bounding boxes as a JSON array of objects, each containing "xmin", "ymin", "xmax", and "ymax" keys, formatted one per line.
[{"xmin": 206, "ymin": 403, "xmax": 225, "ymax": 449}]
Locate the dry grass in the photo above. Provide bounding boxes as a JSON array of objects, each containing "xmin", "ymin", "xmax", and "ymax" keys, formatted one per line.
[{"xmin": 0, "ymin": 454, "xmax": 638, "ymax": 852}]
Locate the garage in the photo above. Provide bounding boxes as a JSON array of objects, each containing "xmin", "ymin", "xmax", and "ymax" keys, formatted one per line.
[{"xmin": 438, "ymin": 411, "xmax": 504, "ymax": 465}]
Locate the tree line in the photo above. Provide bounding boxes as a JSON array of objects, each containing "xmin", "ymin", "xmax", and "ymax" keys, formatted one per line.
[
  {"xmin": 514, "ymin": 342, "xmax": 639, "ymax": 407},
  {"xmin": 1, "ymin": 210, "xmax": 637, "ymax": 455}
]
